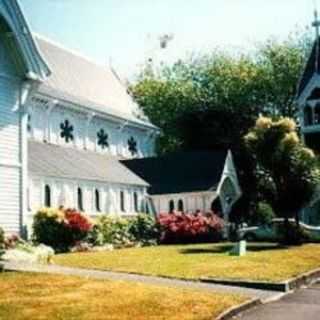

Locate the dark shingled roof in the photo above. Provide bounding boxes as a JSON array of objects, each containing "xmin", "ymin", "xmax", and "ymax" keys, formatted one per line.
[
  {"xmin": 121, "ymin": 151, "xmax": 227, "ymax": 195},
  {"xmin": 297, "ymin": 38, "xmax": 320, "ymax": 97},
  {"xmin": 29, "ymin": 140, "xmax": 149, "ymax": 187}
]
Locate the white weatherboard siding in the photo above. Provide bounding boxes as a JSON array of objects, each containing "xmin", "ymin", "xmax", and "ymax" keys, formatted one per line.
[
  {"xmin": 28, "ymin": 175, "xmax": 146, "ymax": 217},
  {"xmin": 0, "ymin": 166, "xmax": 21, "ymax": 233},
  {"xmin": 0, "ymin": 69, "xmax": 22, "ymax": 234},
  {"xmin": 151, "ymin": 191, "xmax": 218, "ymax": 214}
]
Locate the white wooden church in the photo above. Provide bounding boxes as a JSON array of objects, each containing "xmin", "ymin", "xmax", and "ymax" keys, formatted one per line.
[{"xmin": 0, "ymin": 0, "xmax": 242, "ymax": 236}]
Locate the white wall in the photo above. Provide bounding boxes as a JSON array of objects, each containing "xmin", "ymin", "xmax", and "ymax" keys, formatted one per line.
[
  {"xmin": 151, "ymin": 191, "xmax": 218, "ymax": 214},
  {"xmin": 28, "ymin": 175, "xmax": 147, "ymax": 218},
  {"xmin": 27, "ymin": 99, "xmax": 156, "ymax": 159},
  {"xmin": 0, "ymin": 33, "xmax": 23, "ymax": 234}
]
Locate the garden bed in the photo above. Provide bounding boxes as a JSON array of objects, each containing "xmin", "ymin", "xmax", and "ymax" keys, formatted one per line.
[
  {"xmin": 54, "ymin": 243, "xmax": 320, "ymax": 283},
  {"xmin": 0, "ymin": 272, "xmax": 246, "ymax": 320}
]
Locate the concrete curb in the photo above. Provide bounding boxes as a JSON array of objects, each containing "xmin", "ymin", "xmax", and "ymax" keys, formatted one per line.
[
  {"xmin": 202, "ymin": 267, "xmax": 320, "ymax": 293},
  {"xmin": 216, "ymin": 298, "xmax": 261, "ymax": 320},
  {"xmin": 201, "ymin": 278, "xmax": 287, "ymax": 292}
]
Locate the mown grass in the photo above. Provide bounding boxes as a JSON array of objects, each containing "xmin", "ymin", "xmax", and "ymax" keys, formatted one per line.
[
  {"xmin": 54, "ymin": 243, "xmax": 320, "ymax": 282},
  {"xmin": 0, "ymin": 272, "xmax": 246, "ymax": 320}
]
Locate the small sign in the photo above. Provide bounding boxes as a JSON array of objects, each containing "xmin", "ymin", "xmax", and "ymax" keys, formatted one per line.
[{"xmin": 229, "ymin": 240, "xmax": 247, "ymax": 256}]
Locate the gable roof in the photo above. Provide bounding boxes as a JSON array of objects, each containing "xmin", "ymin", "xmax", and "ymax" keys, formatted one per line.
[
  {"xmin": 121, "ymin": 151, "xmax": 228, "ymax": 195},
  {"xmin": 297, "ymin": 38, "xmax": 320, "ymax": 97},
  {"xmin": 29, "ymin": 140, "xmax": 149, "ymax": 187},
  {"xmin": 0, "ymin": 0, "xmax": 50, "ymax": 81},
  {"xmin": 34, "ymin": 36, "xmax": 156, "ymax": 129}
]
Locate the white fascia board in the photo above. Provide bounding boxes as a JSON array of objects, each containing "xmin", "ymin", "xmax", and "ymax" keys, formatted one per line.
[
  {"xmin": 297, "ymin": 73, "xmax": 320, "ymax": 107},
  {"xmin": 33, "ymin": 91, "xmax": 159, "ymax": 133},
  {"xmin": 2, "ymin": 0, "xmax": 51, "ymax": 81},
  {"xmin": 216, "ymin": 150, "xmax": 242, "ymax": 198}
]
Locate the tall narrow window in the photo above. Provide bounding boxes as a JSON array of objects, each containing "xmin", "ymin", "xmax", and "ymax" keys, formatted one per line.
[
  {"xmin": 44, "ymin": 185, "xmax": 51, "ymax": 207},
  {"xmin": 178, "ymin": 199, "xmax": 184, "ymax": 212},
  {"xmin": 27, "ymin": 114, "xmax": 32, "ymax": 132},
  {"xmin": 95, "ymin": 189, "xmax": 101, "ymax": 212},
  {"xmin": 120, "ymin": 191, "xmax": 125, "ymax": 212},
  {"xmin": 304, "ymin": 105, "xmax": 313, "ymax": 126},
  {"xmin": 169, "ymin": 200, "xmax": 175, "ymax": 213},
  {"xmin": 27, "ymin": 188, "xmax": 31, "ymax": 211},
  {"xmin": 134, "ymin": 192, "xmax": 138, "ymax": 212},
  {"xmin": 78, "ymin": 187, "xmax": 84, "ymax": 211}
]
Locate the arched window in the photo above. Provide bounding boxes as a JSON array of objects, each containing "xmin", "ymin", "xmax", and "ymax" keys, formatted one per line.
[
  {"xmin": 178, "ymin": 199, "xmax": 184, "ymax": 212},
  {"xmin": 95, "ymin": 189, "xmax": 101, "ymax": 212},
  {"xmin": 304, "ymin": 105, "xmax": 313, "ymax": 126},
  {"xmin": 44, "ymin": 185, "xmax": 51, "ymax": 207},
  {"xmin": 77, "ymin": 187, "xmax": 84, "ymax": 211},
  {"xmin": 120, "ymin": 191, "xmax": 125, "ymax": 212},
  {"xmin": 169, "ymin": 200, "xmax": 175, "ymax": 213},
  {"xmin": 27, "ymin": 114, "xmax": 32, "ymax": 132},
  {"xmin": 134, "ymin": 192, "xmax": 138, "ymax": 212}
]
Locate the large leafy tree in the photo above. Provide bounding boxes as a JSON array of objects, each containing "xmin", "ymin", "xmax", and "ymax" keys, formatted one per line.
[
  {"xmin": 132, "ymin": 32, "xmax": 311, "ymax": 154},
  {"xmin": 131, "ymin": 32, "xmax": 312, "ymax": 222},
  {"xmin": 245, "ymin": 117, "xmax": 320, "ymax": 242}
]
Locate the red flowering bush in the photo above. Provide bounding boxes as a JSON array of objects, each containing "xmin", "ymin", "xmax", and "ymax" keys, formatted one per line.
[
  {"xmin": 33, "ymin": 208, "xmax": 93, "ymax": 252},
  {"xmin": 158, "ymin": 211, "xmax": 224, "ymax": 244},
  {"xmin": 64, "ymin": 209, "xmax": 93, "ymax": 233}
]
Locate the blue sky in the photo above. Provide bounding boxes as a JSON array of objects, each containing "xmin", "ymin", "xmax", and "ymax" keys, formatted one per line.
[{"xmin": 20, "ymin": 0, "xmax": 318, "ymax": 78}]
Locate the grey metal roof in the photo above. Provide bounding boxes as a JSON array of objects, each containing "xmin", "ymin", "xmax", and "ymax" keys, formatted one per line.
[
  {"xmin": 34, "ymin": 36, "xmax": 156, "ymax": 129},
  {"xmin": 29, "ymin": 140, "xmax": 149, "ymax": 187}
]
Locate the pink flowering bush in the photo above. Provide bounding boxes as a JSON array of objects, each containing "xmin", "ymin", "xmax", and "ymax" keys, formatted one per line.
[
  {"xmin": 158, "ymin": 211, "xmax": 224, "ymax": 244},
  {"xmin": 4, "ymin": 234, "xmax": 20, "ymax": 250}
]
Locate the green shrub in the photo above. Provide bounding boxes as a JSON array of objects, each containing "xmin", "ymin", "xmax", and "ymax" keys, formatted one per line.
[
  {"xmin": 0, "ymin": 227, "xmax": 4, "ymax": 258},
  {"xmin": 32, "ymin": 208, "xmax": 93, "ymax": 252},
  {"xmin": 255, "ymin": 202, "xmax": 275, "ymax": 225},
  {"xmin": 90, "ymin": 214, "xmax": 160, "ymax": 247},
  {"xmin": 94, "ymin": 216, "xmax": 134, "ymax": 246},
  {"xmin": 129, "ymin": 214, "xmax": 160, "ymax": 245}
]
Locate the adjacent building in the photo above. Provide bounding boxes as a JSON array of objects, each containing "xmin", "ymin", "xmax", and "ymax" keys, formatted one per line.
[{"xmin": 122, "ymin": 151, "xmax": 242, "ymax": 219}]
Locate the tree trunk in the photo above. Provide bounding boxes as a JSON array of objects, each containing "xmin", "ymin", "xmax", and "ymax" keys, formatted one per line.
[{"xmin": 284, "ymin": 214, "xmax": 290, "ymax": 244}]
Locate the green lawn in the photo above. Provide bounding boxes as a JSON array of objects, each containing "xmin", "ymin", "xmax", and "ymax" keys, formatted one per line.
[
  {"xmin": 0, "ymin": 272, "xmax": 246, "ymax": 320},
  {"xmin": 54, "ymin": 243, "xmax": 320, "ymax": 282}
]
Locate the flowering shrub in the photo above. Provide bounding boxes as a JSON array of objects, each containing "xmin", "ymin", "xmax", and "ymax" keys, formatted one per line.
[
  {"xmin": 0, "ymin": 227, "xmax": 4, "ymax": 258},
  {"xmin": 33, "ymin": 208, "xmax": 93, "ymax": 252},
  {"xmin": 128, "ymin": 214, "xmax": 160, "ymax": 246},
  {"xmin": 92, "ymin": 216, "xmax": 134, "ymax": 247},
  {"xmin": 4, "ymin": 234, "xmax": 21, "ymax": 250},
  {"xmin": 158, "ymin": 211, "xmax": 224, "ymax": 244},
  {"xmin": 88, "ymin": 214, "xmax": 160, "ymax": 247}
]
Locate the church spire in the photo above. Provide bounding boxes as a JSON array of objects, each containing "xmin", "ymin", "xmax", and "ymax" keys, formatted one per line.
[{"xmin": 312, "ymin": 9, "xmax": 320, "ymax": 72}]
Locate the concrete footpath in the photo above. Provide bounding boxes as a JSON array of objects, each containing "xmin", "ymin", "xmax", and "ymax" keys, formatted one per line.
[
  {"xmin": 236, "ymin": 282, "xmax": 320, "ymax": 320},
  {"xmin": 3, "ymin": 261, "xmax": 282, "ymax": 303}
]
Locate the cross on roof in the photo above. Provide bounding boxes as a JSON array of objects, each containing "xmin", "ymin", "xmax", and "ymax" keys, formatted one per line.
[
  {"xmin": 313, "ymin": 10, "xmax": 320, "ymax": 38},
  {"xmin": 313, "ymin": 9, "xmax": 320, "ymax": 73}
]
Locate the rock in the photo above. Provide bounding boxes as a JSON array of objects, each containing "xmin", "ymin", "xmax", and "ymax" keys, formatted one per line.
[
  {"xmin": 2, "ymin": 244, "xmax": 55, "ymax": 265},
  {"xmin": 92, "ymin": 244, "xmax": 114, "ymax": 252}
]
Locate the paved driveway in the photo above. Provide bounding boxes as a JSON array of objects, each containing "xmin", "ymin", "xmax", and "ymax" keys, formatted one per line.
[{"xmin": 237, "ymin": 283, "xmax": 320, "ymax": 320}]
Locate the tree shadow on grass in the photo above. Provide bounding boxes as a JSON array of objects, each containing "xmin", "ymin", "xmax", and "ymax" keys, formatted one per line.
[{"xmin": 179, "ymin": 243, "xmax": 287, "ymax": 255}]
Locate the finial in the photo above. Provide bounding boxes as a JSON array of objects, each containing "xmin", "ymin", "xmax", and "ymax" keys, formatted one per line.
[{"xmin": 313, "ymin": 9, "xmax": 320, "ymax": 38}]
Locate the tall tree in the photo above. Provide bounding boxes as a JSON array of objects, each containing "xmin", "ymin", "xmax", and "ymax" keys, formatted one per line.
[
  {"xmin": 245, "ymin": 116, "xmax": 320, "ymax": 243},
  {"xmin": 131, "ymin": 32, "xmax": 311, "ymax": 154}
]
